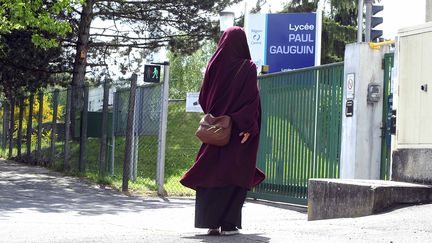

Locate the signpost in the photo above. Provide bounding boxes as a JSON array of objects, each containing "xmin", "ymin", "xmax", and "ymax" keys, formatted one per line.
[
  {"xmin": 186, "ymin": 92, "xmax": 203, "ymax": 113},
  {"xmin": 246, "ymin": 13, "xmax": 317, "ymax": 73},
  {"xmin": 347, "ymin": 73, "xmax": 355, "ymax": 99}
]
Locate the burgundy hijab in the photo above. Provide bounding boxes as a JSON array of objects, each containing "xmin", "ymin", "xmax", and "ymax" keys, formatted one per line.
[{"xmin": 180, "ymin": 26, "xmax": 265, "ymax": 190}]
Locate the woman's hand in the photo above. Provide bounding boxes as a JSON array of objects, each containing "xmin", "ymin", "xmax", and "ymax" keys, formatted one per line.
[{"xmin": 239, "ymin": 132, "xmax": 250, "ymax": 144}]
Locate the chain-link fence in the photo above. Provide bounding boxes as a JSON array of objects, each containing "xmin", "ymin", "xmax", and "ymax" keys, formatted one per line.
[{"xmin": 0, "ymin": 79, "xmax": 201, "ymax": 196}]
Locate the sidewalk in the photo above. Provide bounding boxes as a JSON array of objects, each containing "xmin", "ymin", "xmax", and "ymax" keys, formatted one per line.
[{"xmin": 0, "ymin": 159, "xmax": 431, "ymax": 243}]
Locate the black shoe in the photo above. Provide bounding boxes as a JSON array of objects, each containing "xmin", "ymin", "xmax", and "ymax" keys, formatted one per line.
[{"xmin": 207, "ymin": 228, "xmax": 220, "ymax": 236}]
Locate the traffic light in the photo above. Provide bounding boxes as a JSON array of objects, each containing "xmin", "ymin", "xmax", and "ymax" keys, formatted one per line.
[
  {"xmin": 370, "ymin": 5, "xmax": 384, "ymax": 42},
  {"xmin": 144, "ymin": 64, "xmax": 161, "ymax": 83}
]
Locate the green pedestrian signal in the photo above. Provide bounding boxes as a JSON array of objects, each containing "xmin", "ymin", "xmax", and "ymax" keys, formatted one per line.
[{"xmin": 144, "ymin": 64, "xmax": 161, "ymax": 83}]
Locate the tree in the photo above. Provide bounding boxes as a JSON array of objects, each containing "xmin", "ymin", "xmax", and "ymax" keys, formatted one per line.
[
  {"xmin": 281, "ymin": 0, "xmax": 358, "ymax": 64},
  {"xmin": 0, "ymin": 0, "xmax": 75, "ymax": 48},
  {"xmin": 0, "ymin": 30, "xmax": 64, "ymax": 99},
  {"xmin": 67, "ymin": 0, "xmax": 242, "ymax": 90},
  {"xmin": 168, "ymin": 41, "xmax": 216, "ymax": 100}
]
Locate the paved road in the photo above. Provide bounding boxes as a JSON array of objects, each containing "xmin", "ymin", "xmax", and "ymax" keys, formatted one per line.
[{"xmin": 1, "ymin": 159, "xmax": 431, "ymax": 243}]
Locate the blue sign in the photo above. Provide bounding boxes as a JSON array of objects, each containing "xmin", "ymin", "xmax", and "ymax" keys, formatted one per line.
[{"xmin": 266, "ymin": 13, "xmax": 316, "ymax": 73}]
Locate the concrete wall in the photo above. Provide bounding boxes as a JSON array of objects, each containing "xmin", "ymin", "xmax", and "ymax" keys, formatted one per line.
[
  {"xmin": 393, "ymin": 149, "xmax": 432, "ymax": 184},
  {"xmin": 340, "ymin": 43, "xmax": 388, "ymax": 179},
  {"xmin": 308, "ymin": 178, "xmax": 432, "ymax": 220}
]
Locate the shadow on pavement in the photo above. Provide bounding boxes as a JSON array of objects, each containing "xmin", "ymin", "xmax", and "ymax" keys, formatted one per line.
[
  {"xmin": 182, "ymin": 233, "xmax": 270, "ymax": 242},
  {"xmin": 0, "ymin": 160, "xmax": 194, "ymax": 216}
]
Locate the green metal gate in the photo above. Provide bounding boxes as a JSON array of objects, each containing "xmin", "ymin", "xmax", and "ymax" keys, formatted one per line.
[
  {"xmin": 249, "ymin": 63, "xmax": 344, "ymax": 205},
  {"xmin": 380, "ymin": 53, "xmax": 394, "ymax": 180}
]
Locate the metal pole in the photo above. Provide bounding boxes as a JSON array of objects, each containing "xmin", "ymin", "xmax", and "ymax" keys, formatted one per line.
[
  {"xmin": 357, "ymin": 0, "xmax": 364, "ymax": 43},
  {"xmin": 26, "ymin": 94, "xmax": 34, "ymax": 160},
  {"xmin": 122, "ymin": 73, "xmax": 137, "ymax": 192},
  {"xmin": 79, "ymin": 86, "xmax": 89, "ymax": 172},
  {"xmin": 8, "ymin": 99, "xmax": 15, "ymax": 159},
  {"xmin": 133, "ymin": 88, "xmax": 139, "ymax": 181},
  {"xmin": 427, "ymin": 0, "xmax": 432, "ymax": 22},
  {"xmin": 156, "ymin": 62, "xmax": 169, "ymax": 197},
  {"xmin": 312, "ymin": 70, "xmax": 320, "ymax": 178},
  {"xmin": 315, "ymin": 0, "xmax": 324, "ymax": 66},
  {"xmin": 37, "ymin": 93, "xmax": 43, "ymax": 161},
  {"xmin": 8, "ymin": 99, "xmax": 14, "ymax": 158},
  {"xmin": 64, "ymin": 87, "xmax": 72, "ymax": 171},
  {"xmin": 2, "ymin": 102, "xmax": 9, "ymax": 156},
  {"xmin": 111, "ymin": 92, "xmax": 117, "ymax": 176},
  {"xmin": 131, "ymin": 92, "xmax": 137, "ymax": 181},
  {"xmin": 50, "ymin": 90, "xmax": 59, "ymax": 165},
  {"xmin": 99, "ymin": 78, "xmax": 110, "ymax": 176},
  {"xmin": 365, "ymin": 0, "xmax": 372, "ymax": 43},
  {"xmin": 17, "ymin": 98, "xmax": 24, "ymax": 159}
]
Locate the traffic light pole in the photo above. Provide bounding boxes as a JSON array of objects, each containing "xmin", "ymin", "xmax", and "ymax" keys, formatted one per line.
[
  {"xmin": 155, "ymin": 61, "xmax": 169, "ymax": 197},
  {"xmin": 427, "ymin": 0, "xmax": 432, "ymax": 22},
  {"xmin": 357, "ymin": 0, "xmax": 364, "ymax": 43},
  {"xmin": 365, "ymin": 0, "xmax": 372, "ymax": 42}
]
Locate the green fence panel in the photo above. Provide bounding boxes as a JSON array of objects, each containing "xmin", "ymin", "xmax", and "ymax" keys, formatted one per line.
[
  {"xmin": 249, "ymin": 62, "xmax": 344, "ymax": 205},
  {"xmin": 380, "ymin": 53, "xmax": 394, "ymax": 180}
]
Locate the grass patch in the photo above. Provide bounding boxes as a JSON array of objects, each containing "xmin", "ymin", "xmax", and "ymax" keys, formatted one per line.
[{"xmin": 0, "ymin": 102, "xmax": 201, "ymax": 197}]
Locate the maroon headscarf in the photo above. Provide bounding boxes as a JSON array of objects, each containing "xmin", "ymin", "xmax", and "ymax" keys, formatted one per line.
[{"xmin": 180, "ymin": 26, "xmax": 265, "ymax": 190}]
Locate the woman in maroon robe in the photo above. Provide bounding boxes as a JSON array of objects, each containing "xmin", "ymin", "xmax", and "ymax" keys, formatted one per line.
[{"xmin": 180, "ymin": 26, "xmax": 265, "ymax": 236}]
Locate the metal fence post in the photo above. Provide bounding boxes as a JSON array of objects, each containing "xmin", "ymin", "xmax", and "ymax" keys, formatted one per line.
[
  {"xmin": 64, "ymin": 87, "xmax": 72, "ymax": 171},
  {"xmin": 111, "ymin": 92, "xmax": 117, "ymax": 176},
  {"xmin": 2, "ymin": 102, "xmax": 9, "ymax": 156},
  {"xmin": 99, "ymin": 79, "xmax": 110, "ymax": 176},
  {"xmin": 156, "ymin": 62, "xmax": 169, "ymax": 197},
  {"xmin": 312, "ymin": 70, "xmax": 320, "ymax": 178},
  {"xmin": 131, "ymin": 88, "xmax": 138, "ymax": 181},
  {"xmin": 17, "ymin": 98, "xmax": 24, "ymax": 159},
  {"xmin": 50, "ymin": 90, "xmax": 59, "ymax": 165},
  {"xmin": 79, "ymin": 86, "xmax": 89, "ymax": 173},
  {"xmin": 36, "ymin": 92, "xmax": 43, "ymax": 162},
  {"xmin": 8, "ymin": 98, "xmax": 15, "ymax": 158},
  {"xmin": 122, "ymin": 73, "xmax": 137, "ymax": 192},
  {"xmin": 27, "ymin": 94, "xmax": 34, "ymax": 160}
]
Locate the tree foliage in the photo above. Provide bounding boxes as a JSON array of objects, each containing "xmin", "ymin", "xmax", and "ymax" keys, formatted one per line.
[
  {"xmin": 66, "ymin": 0, "xmax": 242, "ymax": 89},
  {"xmin": 0, "ymin": 0, "xmax": 76, "ymax": 48},
  {"xmin": 0, "ymin": 95, "xmax": 63, "ymax": 145},
  {"xmin": 168, "ymin": 41, "xmax": 216, "ymax": 99},
  {"xmin": 0, "ymin": 30, "xmax": 64, "ymax": 99}
]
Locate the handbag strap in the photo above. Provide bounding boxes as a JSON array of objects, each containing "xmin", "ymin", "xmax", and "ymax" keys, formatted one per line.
[{"xmin": 208, "ymin": 59, "xmax": 248, "ymax": 113}]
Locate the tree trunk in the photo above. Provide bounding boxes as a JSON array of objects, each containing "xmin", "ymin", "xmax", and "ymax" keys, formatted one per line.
[{"xmin": 71, "ymin": 0, "xmax": 95, "ymax": 136}]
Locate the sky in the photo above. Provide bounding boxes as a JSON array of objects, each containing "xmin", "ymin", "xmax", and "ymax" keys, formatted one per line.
[
  {"xmin": 111, "ymin": 0, "xmax": 428, "ymax": 79},
  {"xmin": 225, "ymin": 0, "xmax": 427, "ymax": 39}
]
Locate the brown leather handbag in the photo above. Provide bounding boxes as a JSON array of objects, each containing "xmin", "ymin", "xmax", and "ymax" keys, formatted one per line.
[
  {"xmin": 195, "ymin": 114, "xmax": 232, "ymax": 146},
  {"xmin": 195, "ymin": 60, "xmax": 247, "ymax": 146}
]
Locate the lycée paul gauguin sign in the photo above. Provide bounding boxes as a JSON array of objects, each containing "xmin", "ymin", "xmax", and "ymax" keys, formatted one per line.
[{"xmin": 246, "ymin": 13, "xmax": 317, "ymax": 73}]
